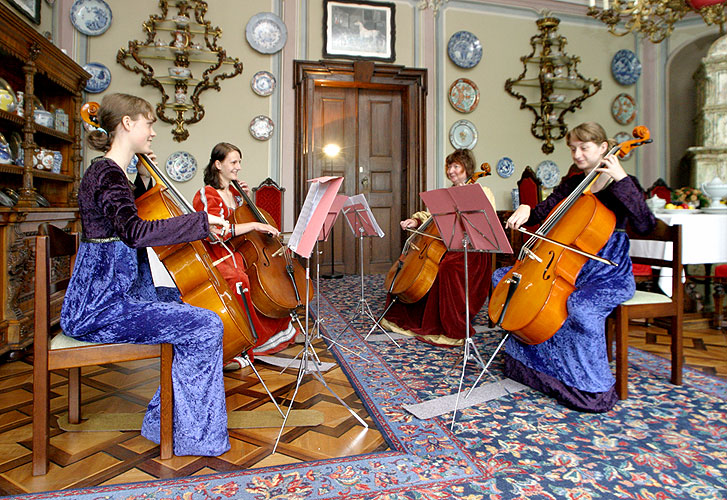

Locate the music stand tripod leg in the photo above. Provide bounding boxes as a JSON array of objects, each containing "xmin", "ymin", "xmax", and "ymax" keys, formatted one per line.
[{"xmin": 273, "ymin": 256, "xmax": 368, "ymax": 453}]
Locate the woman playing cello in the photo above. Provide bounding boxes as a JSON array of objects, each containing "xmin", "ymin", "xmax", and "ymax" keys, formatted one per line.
[
  {"xmin": 60, "ymin": 93, "xmax": 231, "ymax": 456},
  {"xmin": 497, "ymin": 122, "xmax": 655, "ymax": 412},
  {"xmin": 381, "ymin": 148, "xmax": 496, "ymax": 346},
  {"xmin": 193, "ymin": 142, "xmax": 296, "ymax": 370}
]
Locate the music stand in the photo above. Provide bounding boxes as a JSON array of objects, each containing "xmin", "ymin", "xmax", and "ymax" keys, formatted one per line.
[
  {"xmin": 273, "ymin": 177, "xmax": 367, "ymax": 453},
  {"xmin": 333, "ymin": 195, "xmax": 400, "ymax": 345},
  {"xmin": 420, "ymin": 184, "xmax": 512, "ymax": 429}
]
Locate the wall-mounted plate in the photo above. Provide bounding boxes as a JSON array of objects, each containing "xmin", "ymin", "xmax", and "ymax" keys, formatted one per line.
[
  {"xmin": 165, "ymin": 151, "xmax": 197, "ymax": 182},
  {"xmin": 611, "ymin": 93, "xmax": 636, "ymax": 125},
  {"xmin": 449, "ymin": 119, "xmax": 478, "ymax": 150},
  {"xmin": 246, "ymin": 12, "xmax": 287, "ymax": 54},
  {"xmin": 536, "ymin": 160, "xmax": 560, "ymax": 189},
  {"xmin": 496, "ymin": 157, "xmax": 515, "ymax": 178},
  {"xmin": 448, "ymin": 78, "xmax": 479, "ymax": 113},
  {"xmin": 611, "ymin": 49, "xmax": 641, "ymax": 85},
  {"xmin": 70, "ymin": 0, "xmax": 112, "ymax": 36},
  {"xmin": 83, "ymin": 62, "xmax": 111, "ymax": 93},
  {"xmin": 250, "ymin": 115, "xmax": 274, "ymax": 140},
  {"xmin": 251, "ymin": 70, "xmax": 276, "ymax": 96},
  {"xmin": 447, "ymin": 31, "xmax": 482, "ymax": 69}
]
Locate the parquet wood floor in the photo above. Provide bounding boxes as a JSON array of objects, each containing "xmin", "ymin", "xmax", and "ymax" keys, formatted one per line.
[{"xmin": 0, "ymin": 314, "xmax": 724, "ymax": 496}]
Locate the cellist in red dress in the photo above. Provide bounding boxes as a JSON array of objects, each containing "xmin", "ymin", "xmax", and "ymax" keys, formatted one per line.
[{"xmin": 193, "ymin": 142, "xmax": 296, "ymax": 370}]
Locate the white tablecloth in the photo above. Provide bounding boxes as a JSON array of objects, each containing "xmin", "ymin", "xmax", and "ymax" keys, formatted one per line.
[{"xmin": 629, "ymin": 212, "xmax": 727, "ymax": 296}]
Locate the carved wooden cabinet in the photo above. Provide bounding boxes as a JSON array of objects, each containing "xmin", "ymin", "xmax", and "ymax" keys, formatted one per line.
[{"xmin": 0, "ymin": 4, "xmax": 88, "ymax": 358}]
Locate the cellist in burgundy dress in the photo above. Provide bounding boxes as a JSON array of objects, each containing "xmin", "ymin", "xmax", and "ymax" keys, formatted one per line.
[
  {"xmin": 193, "ymin": 143, "xmax": 296, "ymax": 370},
  {"xmin": 60, "ymin": 93, "xmax": 231, "ymax": 456},
  {"xmin": 381, "ymin": 149, "xmax": 496, "ymax": 346},
  {"xmin": 498, "ymin": 122, "xmax": 655, "ymax": 412}
]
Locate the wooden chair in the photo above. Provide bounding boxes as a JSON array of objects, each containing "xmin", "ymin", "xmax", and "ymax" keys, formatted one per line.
[
  {"xmin": 33, "ymin": 223, "xmax": 174, "ymax": 476},
  {"xmin": 606, "ymin": 220, "xmax": 683, "ymax": 399},
  {"xmin": 253, "ymin": 177, "xmax": 285, "ymax": 230}
]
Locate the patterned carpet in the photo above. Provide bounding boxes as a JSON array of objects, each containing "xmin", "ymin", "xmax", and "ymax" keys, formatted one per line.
[{"xmin": 12, "ymin": 274, "xmax": 727, "ymax": 500}]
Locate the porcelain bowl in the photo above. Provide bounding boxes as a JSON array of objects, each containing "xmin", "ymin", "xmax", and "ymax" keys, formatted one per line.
[
  {"xmin": 33, "ymin": 110, "xmax": 54, "ymax": 128},
  {"xmin": 701, "ymin": 182, "xmax": 727, "ymax": 200}
]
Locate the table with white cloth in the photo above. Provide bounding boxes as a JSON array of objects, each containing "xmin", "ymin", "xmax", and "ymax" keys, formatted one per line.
[{"xmin": 629, "ymin": 211, "xmax": 727, "ymax": 298}]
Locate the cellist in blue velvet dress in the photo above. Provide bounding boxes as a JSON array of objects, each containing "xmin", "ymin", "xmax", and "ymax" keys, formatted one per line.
[
  {"xmin": 497, "ymin": 122, "xmax": 655, "ymax": 413},
  {"xmin": 60, "ymin": 93, "xmax": 232, "ymax": 456}
]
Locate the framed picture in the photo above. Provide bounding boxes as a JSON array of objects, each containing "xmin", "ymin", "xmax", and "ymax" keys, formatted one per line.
[
  {"xmin": 8, "ymin": 0, "xmax": 41, "ymax": 24},
  {"xmin": 323, "ymin": 0, "xmax": 396, "ymax": 62}
]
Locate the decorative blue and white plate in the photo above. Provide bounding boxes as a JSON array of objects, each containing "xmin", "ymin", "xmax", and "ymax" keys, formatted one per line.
[
  {"xmin": 447, "ymin": 31, "xmax": 482, "ymax": 69},
  {"xmin": 613, "ymin": 132, "xmax": 634, "ymax": 161},
  {"xmin": 449, "ymin": 119, "xmax": 478, "ymax": 150},
  {"xmin": 83, "ymin": 62, "xmax": 111, "ymax": 93},
  {"xmin": 251, "ymin": 70, "xmax": 276, "ymax": 96},
  {"xmin": 611, "ymin": 49, "xmax": 641, "ymax": 86},
  {"xmin": 70, "ymin": 0, "xmax": 112, "ymax": 37},
  {"xmin": 496, "ymin": 157, "xmax": 515, "ymax": 178},
  {"xmin": 165, "ymin": 151, "xmax": 197, "ymax": 182},
  {"xmin": 250, "ymin": 115, "xmax": 274, "ymax": 140},
  {"xmin": 246, "ymin": 13, "xmax": 287, "ymax": 54},
  {"xmin": 126, "ymin": 154, "xmax": 138, "ymax": 174},
  {"xmin": 536, "ymin": 160, "xmax": 560, "ymax": 189}
]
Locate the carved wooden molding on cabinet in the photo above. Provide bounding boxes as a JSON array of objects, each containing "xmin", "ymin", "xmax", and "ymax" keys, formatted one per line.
[{"xmin": 117, "ymin": 0, "xmax": 243, "ymax": 142}]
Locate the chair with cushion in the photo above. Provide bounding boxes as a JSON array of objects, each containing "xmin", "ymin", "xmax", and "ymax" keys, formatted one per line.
[
  {"xmin": 606, "ymin": 220, "xmax": 683, "ymax": 399},
  {"xmin": 517, "ymin": 166, "xmax": 543, "ymax": 232},
  {"xmin": 713, "ymin": 264, "xmax": 727, "ymax": 329},
  {"xmin": 33, "ymin": 223, "xmax": 173, "ymax": 476},
  {"xmin": 253, "ymin": 177, "xmax": 285, "ymax": 230}
]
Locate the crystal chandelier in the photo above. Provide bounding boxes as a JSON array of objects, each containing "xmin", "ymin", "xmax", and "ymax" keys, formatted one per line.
[
  {"xmin": 418, "ymin": 0, "xmax": 449, "ymax": 14},
  {"xmin": 587, "ymin": 0, "xmax": 726, "ymax": 44}
]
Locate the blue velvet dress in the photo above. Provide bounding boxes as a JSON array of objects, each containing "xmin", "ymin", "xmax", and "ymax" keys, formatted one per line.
[
  {"xmin": 493, "ymin": 173, "xmax": 655, "ymax": 412},
  {"xmin": 60, "ymin": 158, "xmax": 230, "ymax": 456}
]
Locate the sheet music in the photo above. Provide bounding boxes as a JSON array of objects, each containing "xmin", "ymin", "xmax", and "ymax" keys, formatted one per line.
[
  {"xmin": 288, "ymin": 176, "xmax": 344, "ymax": 258},
  {"xmin": 342, "ymin": 194, "xmax": 385, "ymax": 238}
]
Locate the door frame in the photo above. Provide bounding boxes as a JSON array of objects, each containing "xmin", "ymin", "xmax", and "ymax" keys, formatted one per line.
[{"xmin": 293, "ymin": 60, "xmax": 428, "ymax": 253}]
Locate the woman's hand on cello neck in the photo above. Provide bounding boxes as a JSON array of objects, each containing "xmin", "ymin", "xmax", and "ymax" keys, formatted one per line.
[
  {"xmin": 506, "ymin": 205, "xmax": 531, "ymax": 230},
  {"xmin": 400, "ymin": 218, "xmax": 419, "ymax": 230}
]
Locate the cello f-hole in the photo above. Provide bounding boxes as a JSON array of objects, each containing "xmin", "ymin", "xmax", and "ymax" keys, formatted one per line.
[{"xmin": 542, "ymin": 251, "xmax": 556, "ymax": 281}]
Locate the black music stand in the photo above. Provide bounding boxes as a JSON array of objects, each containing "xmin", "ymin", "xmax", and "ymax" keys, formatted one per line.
[
  {"xmin": 420, "ymin": 184, "xmax": 512, "ymax": 429},
  {"xmin": 334, "ymin": 195, "xmax": 401, "ymax": 346},
  {"xmin": 274, "ymin": 177, "xmax": 367, "ymax": 453}
]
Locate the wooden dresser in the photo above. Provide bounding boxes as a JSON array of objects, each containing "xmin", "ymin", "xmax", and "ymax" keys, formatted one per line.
[{"xmin": 0, "ymin": 4, "xmax": 88, "ymax": 358}]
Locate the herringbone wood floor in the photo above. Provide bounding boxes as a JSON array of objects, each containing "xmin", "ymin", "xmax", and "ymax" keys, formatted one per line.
[{"xmin": 0, "ymin": 314, "xmax": 724, "ymax": 496}]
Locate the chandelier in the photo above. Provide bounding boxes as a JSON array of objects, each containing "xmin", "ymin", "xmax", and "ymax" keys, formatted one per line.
[
  {"xmin": 418, "ymin": 0, "xmax": 448, "ymax": 14},
  {"xmin": 587, "ymin": 0, "xmax": 726, "ymax": 44}
]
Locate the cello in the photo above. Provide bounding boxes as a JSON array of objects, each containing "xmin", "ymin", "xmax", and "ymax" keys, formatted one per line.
[
  {"xmin": 227, "ymin": 180, "xmax": 313, "ymax": 319},
  {"xmin": 383, "ymin": 162, "xmax": 491, "ymax": 304},
  {"xmin": 80, "ymin": 103, "xmax": 256, "ymax": 363},
  {"xmin": 488, "ymin": 126, "xmax": 652, "ymax": 345}
]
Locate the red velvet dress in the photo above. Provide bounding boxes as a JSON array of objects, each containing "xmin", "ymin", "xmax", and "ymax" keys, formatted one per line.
[{"xmin": 193, "ymin": 186, "xmax": 294, "ymax": 356}]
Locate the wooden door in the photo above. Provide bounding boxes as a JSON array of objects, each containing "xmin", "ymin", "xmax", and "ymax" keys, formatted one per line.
[
  {"xmin": 310, "ymin": 87, "xmax": 402, "ymax": 275},
  {"xmin": 294, "ymin": 60, "xmax": 427, "ymax": 276}
]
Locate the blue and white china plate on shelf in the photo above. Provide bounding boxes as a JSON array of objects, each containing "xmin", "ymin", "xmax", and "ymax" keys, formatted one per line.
[
  {"xmin": 613, "ymin": 132, "xmax": 634, "ymax": 160},
  {"xmin": 0, "ymin": 133, "xmax": 12, "ymax": 164},
  {"xmin": 611, "ymin": 49, "xmax": 641, "ymax": 85},
  {"xmin": 611, "ymin": 93, "xmax": 636, "ymax": 125},
  {"xmin": 496, "ymin": 157, "xmax": 515, "ymax": 178},
  {"xmin": 246, "ymin": 13, "xmax": 287, "ymax": 54},
  {"xmin": 70, "ymin": 0, "xmax": 112, "ymax": 36},
  {"xmin": 251, "ymin": 70, "xmax": 276, "ymax": 96},
  {"xmin": 250, "ymin": 115, "xmax": 274, "ymax": 140},
  {"xmin": 449, "ymin": 119, "xmax": 478, "ymax": 150},
  {"xmin": 448, "ymin": 78, "xmax": 479, "ymax": 113},
  {"xmin": 536, "ymin": 160, "xmax": 560, "ymax": 189},
  {"xmin": 83, "ymin": 62, "xmax": 111, "ymax": 93},
  {"xmin": 126, "ymin": 154, "xmax": 138, "ymax": 174},
  {"xmin": 165, "ymin": 151, "xmax": 197, "ymax": 182},
  {"xmin": 447, "ymin": 31, "xmax": 482, "ymax": 69}
]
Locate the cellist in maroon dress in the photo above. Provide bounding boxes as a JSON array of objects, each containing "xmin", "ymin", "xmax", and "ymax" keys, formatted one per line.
[
  {"xmin": 381, "ymin": 149, "xmax": 496, "ymax": 346},
  {"xmin": 193, "ymin": 143, "xmax": 296, "ymax": 369}
]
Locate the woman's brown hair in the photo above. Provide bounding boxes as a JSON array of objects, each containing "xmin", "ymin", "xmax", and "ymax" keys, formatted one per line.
[
  {"xmin": 86, "ymin": 93, "xmax": 155, "ymax": 152},
  {"xmin": 566, "ymin": 122, "xmax": 617, "ymax": 150},
  {"xmin": 204, "ymin": 142, "xmax": 242, "ymax": 189},
  {"xmin": 445, "ymin": 148, "xmax": 476, "ymax": 179}
]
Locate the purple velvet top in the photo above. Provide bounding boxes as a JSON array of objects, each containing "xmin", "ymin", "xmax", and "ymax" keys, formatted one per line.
[
  {"xmin": 527, "ymin": 172, "xmax": 656, "ymax": 235},
  {"xmin": 78, "ymin": 158, "xmax": 208, "ymax": 247}
]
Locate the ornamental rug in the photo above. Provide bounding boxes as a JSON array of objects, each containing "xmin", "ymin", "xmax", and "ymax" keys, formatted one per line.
[{"xmin": 10, "ymin": 274, "xmax": 727, "ymax": 500}]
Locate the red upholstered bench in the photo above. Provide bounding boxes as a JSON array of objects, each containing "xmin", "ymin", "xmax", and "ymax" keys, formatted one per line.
[{"xmin": 714, "ymin": 264, "xmax": 727, "ymax": 329}]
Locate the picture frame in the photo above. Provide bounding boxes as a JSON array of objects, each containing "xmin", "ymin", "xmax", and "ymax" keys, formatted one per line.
[
  {"xmin": 8, "ymin": 0, "xmax": 41, "ymax": 24},
  {"xmin": 323, "ymin": 0, "xmax": 396, "ymax": 63}
]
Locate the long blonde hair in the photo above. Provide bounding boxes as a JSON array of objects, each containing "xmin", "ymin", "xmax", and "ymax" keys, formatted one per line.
[{"xmin": 86, "ymin": 93, "xmax": 155, "ymax": 152}]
